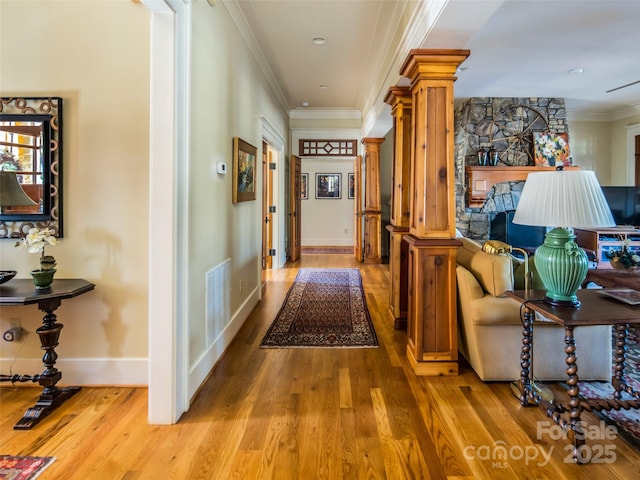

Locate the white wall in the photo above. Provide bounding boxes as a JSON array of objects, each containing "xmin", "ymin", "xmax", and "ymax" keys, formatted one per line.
[
  {"xmin": 568, "ymin": 120, "xmax": 612, "ymax": 184},
  {"xmin": 0, "ymin": 1, "xmax": 151, "ymax": 384},
  {"xmin": 181, "ymin": 2, "xmax": 289, "ymax": 396},
  {"xmin": 570, "ymin": 114, "xmax": 640, "ymax": 186},
  {"xmin": 300, "ymin": 159, "xmax": 354, "ymax": 246}
]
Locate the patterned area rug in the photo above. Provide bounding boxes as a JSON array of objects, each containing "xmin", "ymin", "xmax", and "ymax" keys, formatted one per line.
[
  {"xmin": 0, "ymin": 455, "xmax": 55, "ymax": 480},
  {"xmin": 260, "ymin": 268, "xmax": 378, "ymax": 348},
  {"xmin": 577, "ymin": 324, "xmax": 640, "ymax": 447}
]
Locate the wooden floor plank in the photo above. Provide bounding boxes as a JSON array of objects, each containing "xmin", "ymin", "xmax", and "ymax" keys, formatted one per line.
[{"xmin": 1, "ymin": 254, "xmax": 639, "ymax": 479}]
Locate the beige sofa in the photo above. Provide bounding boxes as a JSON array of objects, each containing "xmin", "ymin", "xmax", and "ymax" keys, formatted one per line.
[{"xmin": 456, "ymin": 237, "xmax": 611, "ymax": 381}]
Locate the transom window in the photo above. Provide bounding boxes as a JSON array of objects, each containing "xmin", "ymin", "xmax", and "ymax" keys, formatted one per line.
[{"xmin": 299, "ymin": 139, "xmax": 357, "ymax": 157}]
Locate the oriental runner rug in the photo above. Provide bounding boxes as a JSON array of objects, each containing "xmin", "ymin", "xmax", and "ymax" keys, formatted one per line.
[
  {"xmin": 260, "ymin": 268, "xmax": 378, "ymax": 348},
  {"xmin": 0, "ymin": 455, "xmax": 55, "ymax": 480},
  {"xmin": 574, "ymin": 324, "xmax": 640, "ymax": 448}
]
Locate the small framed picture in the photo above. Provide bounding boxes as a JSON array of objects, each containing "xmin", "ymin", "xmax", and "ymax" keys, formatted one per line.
[
  {"xmin": 315, "ymin": 173, "xmax": 341, "ymax": 199},
  {"xmin": 348, "ymin": 173, "xmax": 355, "ymax": 199},
  {"xmin": 301, "ymin": 173, "xmax": 309, "ymax": 200},
  {"xmin": 232, "ymin": 137, "xmax": 257, "ymax": 203}
]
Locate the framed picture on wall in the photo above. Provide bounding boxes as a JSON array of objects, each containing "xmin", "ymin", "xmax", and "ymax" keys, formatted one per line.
[
  {"xmin": 232, "ymin": 137, "xmax": 257, "ymax": 203},
  {"xmin": 301, "ymin": 173, "xmax": 309, "ymax": 200},
  {"xmin": 533, "ymin": 132, "xmax": 571, "ymax": 167},
  {"xmin": 315, "ymin": 173, "xmax": 341, "ymax": 199},
  {"xmin": 348, "ymin": 173, "xmax": 355, "ymax": 199}
]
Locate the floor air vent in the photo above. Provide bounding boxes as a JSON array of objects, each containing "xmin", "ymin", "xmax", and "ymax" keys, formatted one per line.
[{"xmin": 206, "ymin": 259, "xmax": 231, "ymax": 347}]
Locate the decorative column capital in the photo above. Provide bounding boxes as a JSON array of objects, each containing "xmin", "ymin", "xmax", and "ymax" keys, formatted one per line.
[
  {"xmin": 384, "ymin": 86, "xmax": 412, "ymax": 110},
  {"xmin": 361, "ymin": 137, "xmax": 385, "ymax": 147},
  {"xmin": 400, "ymin": 49, "xmax": 470, "ymax": 85}
]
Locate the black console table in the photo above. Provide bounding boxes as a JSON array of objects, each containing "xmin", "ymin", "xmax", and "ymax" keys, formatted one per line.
[{"xmin": 0, "ymin": 278, "xmax": 95, "ymax": 429}]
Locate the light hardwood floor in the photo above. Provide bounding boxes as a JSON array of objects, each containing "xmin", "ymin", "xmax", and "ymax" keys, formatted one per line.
[{"xmin": 2, "ymin": 254, "xmax": 640, "ymax": 479}]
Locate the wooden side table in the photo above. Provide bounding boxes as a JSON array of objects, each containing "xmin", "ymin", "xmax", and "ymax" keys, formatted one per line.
[
  {"xmin": 0, "ymin": 278, "xmax": 95, "ymax": 429},
  {"xmin": 583, "ymin": 269, "xmax": 640, "ymax": 290},
  {"xmin": 506, "ymin": 289, "xmax": 640, "ymax": 463}
]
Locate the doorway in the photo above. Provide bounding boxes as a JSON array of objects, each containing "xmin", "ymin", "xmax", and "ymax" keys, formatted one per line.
[{"xmin": 262, "ymin": 141, "xmax": 277, "ymax": 276}]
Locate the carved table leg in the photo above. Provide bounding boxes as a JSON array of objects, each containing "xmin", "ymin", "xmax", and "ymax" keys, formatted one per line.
[
  {"xmin": 13, "ymin": 299, "xmax": 81, "ymax": 430},
  {"xmin": 518, "ymin": 305, "xmax": 534, "ymax": 406},
  {"xmin": 612, "ymin": 323, "xmax": 628, "ymax": 400},
  {"xmin": 563, "ymin": 325, "xmax": 586, "ymax": 463}
]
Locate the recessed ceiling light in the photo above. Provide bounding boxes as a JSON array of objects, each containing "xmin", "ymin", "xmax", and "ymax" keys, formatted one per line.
[
  {"xmin": 320, "ymin": 85, "xmax": 329, "ymax": 90},
  {"xmin": 302, "ymin": 101, "xmax": 309, "ymax": 107},
  {"xmin": 568, "ymin": 68, "xmax": 584, "ymax": 74},
  {"xmin": 312, "ymin": 36, "xmax": 326, "ymax": 45}
]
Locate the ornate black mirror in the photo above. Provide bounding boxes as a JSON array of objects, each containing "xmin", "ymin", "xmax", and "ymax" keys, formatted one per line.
[{"xmin": 0, "ymin": 97, "xmax": 62, "ymax": 238}]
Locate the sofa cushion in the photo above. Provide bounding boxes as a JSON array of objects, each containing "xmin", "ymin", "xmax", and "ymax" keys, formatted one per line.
[
  {"xmin": 457, "ymin": 237, "xmax": 514, "ymax": 296},
  {"xmin": 469, "ymin": 295, "xmax": 523, "ymax": 326}
]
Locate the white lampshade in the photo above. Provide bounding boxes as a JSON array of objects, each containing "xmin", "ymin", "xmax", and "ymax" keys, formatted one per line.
[{"xmin": 513, "ymin": 170, "xmax": 615, "ymax": 228}]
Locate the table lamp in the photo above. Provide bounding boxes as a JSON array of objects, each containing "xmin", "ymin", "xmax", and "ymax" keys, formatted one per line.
[
  {"xmin": 0, "ymin": 171, "xmax": 37, "ymax": 214},
  {"xmin": 513, "ymin": 168, "xmax": 615, "ymax": 308}
]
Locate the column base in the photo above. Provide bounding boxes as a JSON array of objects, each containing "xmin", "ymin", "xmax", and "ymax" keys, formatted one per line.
[{"xmin": 407, "ymin": 346, "xmax": 458, "ymax": 376}]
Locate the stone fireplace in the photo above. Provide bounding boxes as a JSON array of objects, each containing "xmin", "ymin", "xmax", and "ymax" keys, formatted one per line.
[{"xmin": 454, "ymin": 97, "xmax": 569, "ymax": 240}]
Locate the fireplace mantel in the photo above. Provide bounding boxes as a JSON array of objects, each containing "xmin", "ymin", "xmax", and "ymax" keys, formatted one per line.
[{"xmin": 465, "ymin": 165, "xmax": 580, "ymax": 208}]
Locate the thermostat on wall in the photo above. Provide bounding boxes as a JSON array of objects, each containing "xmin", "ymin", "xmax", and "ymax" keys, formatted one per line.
[{"xmin": 216, "ymin": 162, "xmax": 227, "ymax": 175}]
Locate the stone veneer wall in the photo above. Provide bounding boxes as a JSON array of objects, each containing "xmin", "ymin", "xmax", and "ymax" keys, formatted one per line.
[{"xmin": 454, "ymin": 97, "xmax": 569, "ymax": 239}]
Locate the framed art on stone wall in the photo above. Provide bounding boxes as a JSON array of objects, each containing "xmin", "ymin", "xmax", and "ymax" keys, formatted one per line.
[
  {"xmin": 232, "ymin": 137, "xmax": 257, "ymax": 203},
  {"xmin": 533, "ymin": 132, "xmax": 571, "ymax": 167}
]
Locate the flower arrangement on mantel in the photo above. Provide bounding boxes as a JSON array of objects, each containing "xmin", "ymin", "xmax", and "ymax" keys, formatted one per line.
[
  {"xmin": 15, "ymin": 227, "xmax": 58, "ymax": 271},
  {"xmin": 606, "ymin": 238, "xmax": 640, "ymax": 271}
]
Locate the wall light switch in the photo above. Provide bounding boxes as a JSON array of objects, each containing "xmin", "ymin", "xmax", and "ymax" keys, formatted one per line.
[{"xmin": 216, "ymin": 162, "xmax": 227, "ymax": 175}]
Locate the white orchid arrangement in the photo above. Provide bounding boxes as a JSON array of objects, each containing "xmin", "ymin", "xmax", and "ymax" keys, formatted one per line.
[{"xmin": 15, "ymin": 227, "xmax": 58, "ymax": 269}]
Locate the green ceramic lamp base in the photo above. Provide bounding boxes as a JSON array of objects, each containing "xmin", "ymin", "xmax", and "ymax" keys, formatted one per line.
[{"xmin": 534, "ymin": 227, "xmax": 588, "ymax": 309}]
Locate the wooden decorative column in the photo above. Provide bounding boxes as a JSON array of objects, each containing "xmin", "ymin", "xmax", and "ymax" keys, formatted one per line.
[
  {"xmin": 384, "ymin": 86, "xmax": 412, "ymax": 329},
  {"xmin": 400, "ymin": 49, "xmax": 470, "ymax": 376},
  {"xmin": 361, "ymin": 137, "xmax": 384, "ymax": 264}
]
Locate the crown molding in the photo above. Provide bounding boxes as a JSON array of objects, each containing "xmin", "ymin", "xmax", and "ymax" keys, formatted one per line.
[
  {"xmin": 222, "ymin": 0, "xmax": 290, "ymax": 113},
  {"xmin": 289, "ymin": 109, "xmax": 361, "ymax": 121},
  {"xmin": 567, "ymin": 102, "xmax": 640, "ymax": 122},
  {"xmin": 566, "ymin": 110, "xmax": 614, "ymax": 122},
  {"xmin": 612, "ymin": 102, "xmax": 640, "ymax": 122},
  {"xmin": 290, "ymin": 128, "xmax": 361, "ymax": 137}
]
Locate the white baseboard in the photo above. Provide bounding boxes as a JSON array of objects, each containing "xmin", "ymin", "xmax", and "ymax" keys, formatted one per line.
[
  {"xmin": 187, "ymin": 284, "xmax": 260, "ymax": 402},
  {"xmin": 0, "ymin": 357, "xmax": 148, "ymax": 386},
  {"xmin": 0, "ymin": 287, "xmax": 260, "ymax": 393},
  {"xmin": 303, "ymin": 238, "xmax": 354, "ymax": 246}
]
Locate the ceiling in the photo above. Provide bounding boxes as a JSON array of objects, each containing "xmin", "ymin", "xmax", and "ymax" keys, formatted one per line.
[{"xmin": 231, "ymin": 0, "xmax": 640, "ymax": 132}]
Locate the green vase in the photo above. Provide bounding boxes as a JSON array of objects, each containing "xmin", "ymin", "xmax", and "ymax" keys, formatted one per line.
[
  {"xmin": 534, "ymin": 227, "xmax": 588, "ymax": 307},
  {"xmin": 30, "ymin": 268, "xmax": 56, "ymax": 289}
]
